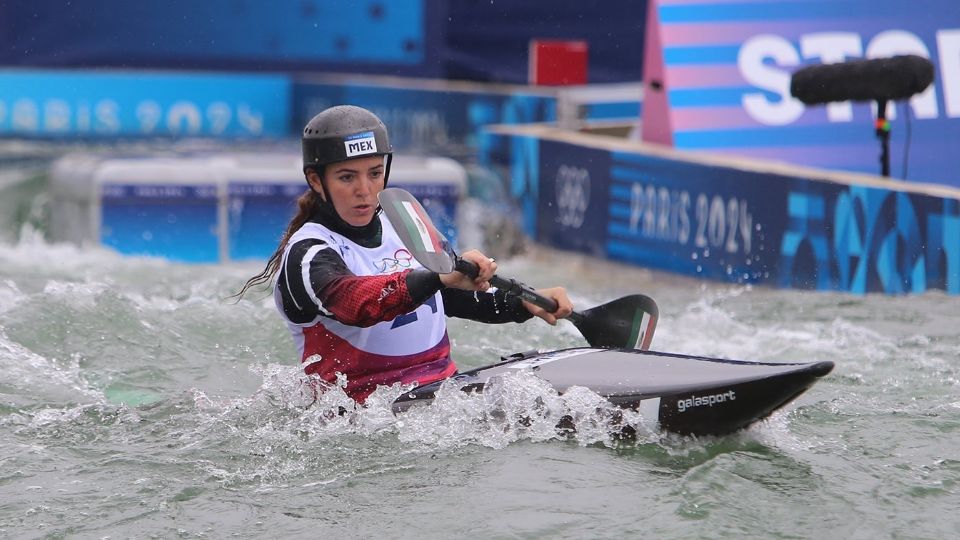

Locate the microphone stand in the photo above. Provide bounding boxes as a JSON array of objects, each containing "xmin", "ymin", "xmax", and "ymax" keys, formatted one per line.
[{"xmin": 875, "ymin": 98, "xmax": 891, "ymax": 177}]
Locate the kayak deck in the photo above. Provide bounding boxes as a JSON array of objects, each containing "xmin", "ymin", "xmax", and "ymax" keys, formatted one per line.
[{"xmin": 392, "ymin": 347, "xmax": 834, "ymax": 436}]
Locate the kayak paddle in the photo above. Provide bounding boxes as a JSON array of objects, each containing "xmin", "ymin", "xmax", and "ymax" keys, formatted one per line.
[{"xmin": 377, "ymin": 187, "xmax": 659, "ymax": 350}]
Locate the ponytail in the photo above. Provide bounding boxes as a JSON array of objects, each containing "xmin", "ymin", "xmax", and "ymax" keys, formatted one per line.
[{"xmin": 231, "ymin": 189, "xmax": 320, "ymax": 300}]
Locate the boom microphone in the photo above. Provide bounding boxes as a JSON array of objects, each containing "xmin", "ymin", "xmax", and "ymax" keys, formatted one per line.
[{"xmin": 790, "ymin": 55, "xmax": 935, "ymax": 105}]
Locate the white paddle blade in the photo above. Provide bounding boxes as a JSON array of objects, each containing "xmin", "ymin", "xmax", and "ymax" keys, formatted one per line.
[{"xmin": 378, "ymin": 188, "xmax": 455, "ymax": 273}]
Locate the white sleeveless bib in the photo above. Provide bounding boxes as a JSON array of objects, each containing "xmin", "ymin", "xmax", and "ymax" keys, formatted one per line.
[{"xmin": 277, "ymin": 213, "xmax": 447, "ymax": 357}]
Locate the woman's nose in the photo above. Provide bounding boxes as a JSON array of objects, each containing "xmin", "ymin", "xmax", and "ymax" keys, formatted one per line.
[{"xmin": 355, "ymin": 176, "xmax": 373, "ymax": 195}]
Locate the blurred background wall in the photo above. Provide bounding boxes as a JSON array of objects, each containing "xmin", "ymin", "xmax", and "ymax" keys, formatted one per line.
[{"xmin": 0, "ymin": 0, "xmax": 647, "ymax": 83}]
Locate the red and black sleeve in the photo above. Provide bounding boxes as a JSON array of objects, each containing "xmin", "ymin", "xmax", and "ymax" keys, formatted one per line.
[{"xmin": 276, "ymin": 238, "xmax": 444, "ymax": 327}]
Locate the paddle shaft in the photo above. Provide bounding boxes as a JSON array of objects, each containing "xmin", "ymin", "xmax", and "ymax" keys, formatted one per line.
[{"xmin": 455, "ymin": 257, "xmax": 585, "ymax": 322}]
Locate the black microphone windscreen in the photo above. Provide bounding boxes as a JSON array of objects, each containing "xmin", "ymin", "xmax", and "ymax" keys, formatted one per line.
[{"xmin": 790, "ymin": 55, "xmax": 935, "ymax": 105}]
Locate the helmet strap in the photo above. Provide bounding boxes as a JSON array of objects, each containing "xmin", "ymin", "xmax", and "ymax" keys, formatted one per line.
[{"xmin": 382, "ymin": 154, "xmax": 392, "ymax": 188}]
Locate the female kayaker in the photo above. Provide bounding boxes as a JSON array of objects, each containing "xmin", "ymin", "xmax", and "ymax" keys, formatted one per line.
[{"xmin": 238, "ymin": 105, "xmax": 573, "ymax": 402}]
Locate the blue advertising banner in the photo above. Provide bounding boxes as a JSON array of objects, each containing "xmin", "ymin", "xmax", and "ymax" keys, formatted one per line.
[
  {"xmin": 537, "ymin": 141, "xmax": 612, "ymax": 258},
  {"xmin": 100, "ymin": 184, "xmax": 220, "ymax": 263},
  {"xmin": 778, "ymin": 183, "xmax": 960, "ymax": 294},
  {"xmin": 227, "ymin": 183, "xmax": 303, "ymax": 261},
  {"xmin": 489, "ymin": 126, "xmax": 960, "ymax": 295},
  {"xmin": 645, "ymin": 0, "xmax": 960, "ymax": 187},
  {"xmin": 0, "ymin": 71, "xmax": 290, "ymax": 138},
  {"xmin": 605, "ymin": 150, "xmax": 779, "ymax": 285}
]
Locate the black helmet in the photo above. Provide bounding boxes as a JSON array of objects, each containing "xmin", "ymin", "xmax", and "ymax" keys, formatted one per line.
[{"xmin": 301, "ymin": 105, "xmax": 393, "ymax": 185}]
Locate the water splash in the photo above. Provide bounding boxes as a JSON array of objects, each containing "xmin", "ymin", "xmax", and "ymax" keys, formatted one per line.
[
  {"xmin": 131, "ymin": 361, "xmax": 682, "ymax": 490},
  {"xmin": 0, "ymin": 328, "xmax": 104, "ymax": 408}
]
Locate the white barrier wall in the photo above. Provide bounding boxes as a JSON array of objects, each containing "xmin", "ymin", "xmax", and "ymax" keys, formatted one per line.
[{"xmin": 49, "ymin": 151, "xmax": 466, "ymax": 263}]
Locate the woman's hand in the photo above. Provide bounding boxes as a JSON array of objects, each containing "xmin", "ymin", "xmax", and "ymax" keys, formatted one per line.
[
  {"xmin": 439, "ymin": 249, "xmax": 497, "ymax": 292},
  {"xmin": 522, "ymin": 287, "xmax": 574, "ymax": 325}
]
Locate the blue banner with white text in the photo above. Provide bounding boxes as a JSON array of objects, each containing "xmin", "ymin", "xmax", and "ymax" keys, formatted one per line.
[
  {"xmin": 0, "ymin": 71, "xmax": 290, "ymax": 138},
  {"xmin": 498, "ymin": 133, "xmax": 960, "ymax": 294},
  {"xmin": 651, "ymin": 0, "xmax": 960, "ymax": 187}
]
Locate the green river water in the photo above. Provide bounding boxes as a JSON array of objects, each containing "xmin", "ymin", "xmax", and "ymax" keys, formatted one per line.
[{"xmin": 1, "ymin": 168, "xmax": 958, "ymax": 539}]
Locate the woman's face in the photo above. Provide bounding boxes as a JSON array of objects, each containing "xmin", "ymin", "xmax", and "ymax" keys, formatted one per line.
[{"xmin": 308, "ymin": 155, "xmax": 387, "ymax": 227}]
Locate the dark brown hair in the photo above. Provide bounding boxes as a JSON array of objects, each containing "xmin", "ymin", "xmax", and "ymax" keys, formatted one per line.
[{"xmin": 232, "ymin": 188, "xmax": 321, "ymax": 300}]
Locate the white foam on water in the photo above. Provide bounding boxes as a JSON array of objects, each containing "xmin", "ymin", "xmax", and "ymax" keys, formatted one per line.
[
  {"xmin": 0, "ymin": 231, "xmax": 127, "ymax": 274},
  {"xmin": 0, "ymin": 278, "xmax": 24, "ymax": 314},
  {"xmin": 167, "ymin": 360, "xmax": 674, "ymax": 488},
  {"xmin": 40, "ymin": 279, "xmax": 112, "ymax": 310},
  {"xmin": 0, "ymin": 328, "xmax": 103, "ymax": 408}
]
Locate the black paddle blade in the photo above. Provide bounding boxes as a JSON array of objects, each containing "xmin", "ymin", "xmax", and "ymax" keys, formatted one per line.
[
  {"xmin": 378, "ymin": 187, "xmax": 456, "ymax": 273},
  {"xmin": 571, "ymin": 294, "xmax": 659, "ymax": 350}
]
